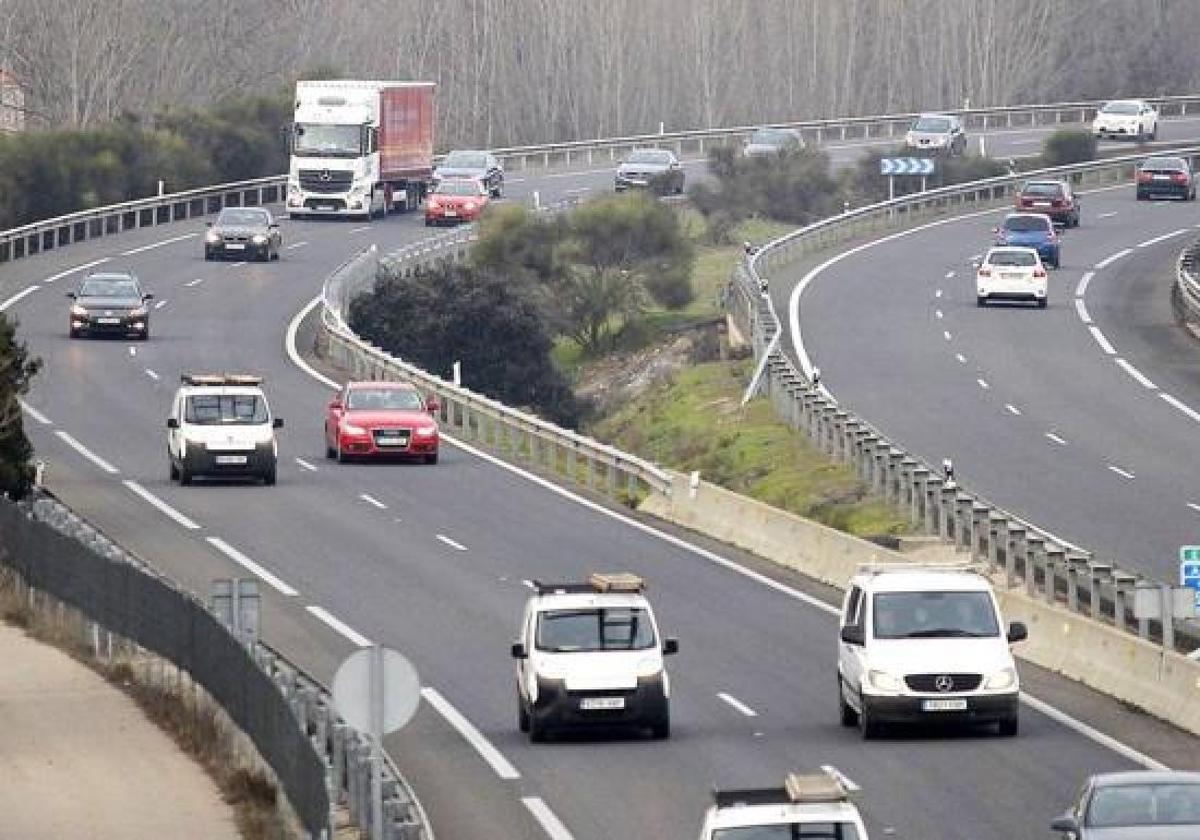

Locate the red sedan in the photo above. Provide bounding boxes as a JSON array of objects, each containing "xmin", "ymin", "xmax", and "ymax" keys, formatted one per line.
[
  {"xmin": 424, "ymin": 178, "xmax": 490, "ymax": 226},
  {"xmin": 325, "ymin": 382, "xmax": 440, "ymax": 464}
]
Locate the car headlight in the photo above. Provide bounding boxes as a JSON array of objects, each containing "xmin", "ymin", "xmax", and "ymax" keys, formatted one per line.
[
  {"xmin": 204, "ymin": 230, "xmax": 221, "ymax": 243},
  {"xmin": 867, "ymin": 669, "xmax": 904, "ymax": 692},
  {"xmin": 984, "ymin": 668, "xmax": 1017, "ymax": 690},
  {"xmin": 129, "ymin": 306, "xmax": 148, "ymax": 317},
  {"xmin": 414, "ymin": 426, "xmax": 437, "ymax": 438},
  {"xmin": 636, "ymin": 657, "xmax": 662, "ymax": 677},
  {"xmin": 287, "ymin": 181, "xmax": 300, "ymax": 195},
  {"xmin": 251, "ymin": 233, "xmax": 267, "ymax": 244},
  {"xmin": 340, "ymin": 421, "xmax": 367, "ymax": 435},
  {"xmin": 537, "ymin": 659, "xmax": 567, "ymax": 679},
  {"xmin": 70, "ymin": 304, "xmax": 88, "ymax": 317}
]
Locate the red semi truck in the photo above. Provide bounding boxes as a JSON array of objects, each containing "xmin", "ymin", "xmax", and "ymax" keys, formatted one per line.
[{"xmin": 286, "ymin": 80, "xmax": 435, "ymax": 220}]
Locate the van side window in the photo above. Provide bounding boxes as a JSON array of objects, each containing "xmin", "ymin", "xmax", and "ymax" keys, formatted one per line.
[{"xmin": 845, "ymin": 586, "xmax": 864, "ymax": 629}]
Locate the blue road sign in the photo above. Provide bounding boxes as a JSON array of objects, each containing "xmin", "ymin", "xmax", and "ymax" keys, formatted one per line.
[
  {"xmin": 1180, "ymin": 545, "xmax": 1200, "ymax": 609},
  {"xmin": 880, "ymin": 157, "xmax": 936, "ymax": 176}
]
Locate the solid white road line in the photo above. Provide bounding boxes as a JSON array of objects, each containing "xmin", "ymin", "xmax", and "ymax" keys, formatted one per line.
[
  {"xmin": 286, "ymin": 297, "xmax": 340, "ymax": 388},
  {"xmin": 1136, "ymin": 228, "xmax": 1189, "ymax": 248},
  {"xmin": 1074, "ymin": 298, "xmax": 1092, "ymax": 324},
  {"xmin": 436, "ymin": 534, "xmax": 468, "ymax": 551},
  {"xmin": 154, "ymin": 299, "xmax": 167, "ymax": 309},
  {"xmin": 1161, "ymin": 393, "xmax": 1200, "ymax": 424},
  {"xmin": 944, "ymin": 271, "xmax": 955, "ymax": 279},
  {"xmin": 1088, "ymin": 326, "xmax": 1117, "ymax": 355},
  {"xmin": 1020, "ymin": 693, "xmax": 1168, "ymax": 771},
  {"xmin": 294, "ymin": 457, "xmax": 317, "ymax": 472},
  {"xmin": 522, "ymin": 797, "xmax": 575, "ymax": 840},
  {"xmin": 1045, "ymin": 432, "xmax": 1068, "ymax": 446},
  {"xmin": 1096, "ymin": 211, "xmax": 1118, "ymax": 219},
  {"xmin": 185, "ymin": 277, "xmax": 204, "ymax": 287},
  {"xmin": 977, "ymin": 379, "xmax": 990, "ymax": 390},
  {"xmin": 1107, "ymin": 464, "xmax": 1135, "ymax": 480},
  {"xmin": 54, "ymin": 431, "xmax": 119, "ymax": 474},
  {"xmin": 717, "ymin": 692, "xmax": 758, "ymax": 717},
  {"xmin": 122, "ymin": 480, "xmax": 200, "ymax": 530},
  {"xmin": 205, "ymin": 537, "xmax": 298, "ymax": 596},
  {"xmin": 285, "ymin": 241, "xmax": 308, "ymax": 250},
  {"xmin": 306, "ymin": 606, "xmax": 372, "ymax": 647},
  {"xmin": 820, "ymin": 765, "xmax": 861, "ymax": 792},
  {"xmin": 121, "ymin": 233, "xmax": 195, "ymax": 255},
  {"xmin": 935, "ymin": 289, "xmax": 943, "ymax": 298},
  {"xmin": 0, "ymin": 285, "xmax": 39, "ymax": 311},
  {"xmin": 955, "ymin": 353, "xmax": 967, "ymax": 364},
  {"xmin": 943, "ymin": 330, "xmax": 952, "ymax": 341},
  {"xmin": 935, "ymin": 309, "xmax": 944, "ymax": 319},
  {"xmin": 128, "ymin": 346, "xmax": 136, "ymax": 356},
  {"xmin": 359, "ymin": 493, "xmax": 388, "ymax": 509},
  {"xmin": 420, "ymin": 687, "xmax": 521, "ymax": 780},
  {"xmin": 43, "ymin": 257, "xmax": 110, "ymax": 284},
  {"xmin": 1094, "ymin": 248, "xmax": 1132, "ymax": 270},
  {"xmin": 145, "ymin": 369, "xmax": 159, "ymax": 381},
  {"xmin": 1006, "ymin": 404, "xmax": 1021, "ymax": 416},
  {"xmin": 349, "ymin": 226, "xmax": 371, "ymax": 234},
  {"xmin": 1115, "ymin": 358, "xmax": 1157, "ymax": 390},
  {"xmin": 1075, "ymin": 271, "xmax": 1094, "ymax": 297},
  {"xmin": 18, "ymin": 399, "xmax": 51, "ymax": 425}
]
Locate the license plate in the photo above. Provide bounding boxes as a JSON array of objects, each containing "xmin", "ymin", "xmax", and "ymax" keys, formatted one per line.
[
  {"xmin": 1001, "ymin": 272, "xmax": 1023, "ymax": 280},
  {"xmin": 1033, "ymin": 201, "xmax": 1051, "ymax": 207},
  {"xmin": 922, "ymin": 698, "xmax": 968, "ymax": 712},
  {"xmin": 579, "ymin": 697, "xmax": 625, "ymax": 711},
  {"xmin": 1154, "ymin": 174, "xmax": 1170, "ymax": 181},
  {"xmin": 377, "ymin": 435, "xmax": 409, "ymax": 447},
  {"xmin": 225, "ymin": 243, "xmax": 245, "ymax": 250},
  {"xmin": 215, "ymin": 455, "xmax": 247, "ymax": 465},
  {"xmin": 444, "ymin": 210, "xmax": 457, "ymax": 217},
  {"xmin": 97, "ymin": 317, "xmax": 121, "ymax": 324},
  {"xmin": 319, "ymin": 205, "xmax": 336, "ymax": 211}
]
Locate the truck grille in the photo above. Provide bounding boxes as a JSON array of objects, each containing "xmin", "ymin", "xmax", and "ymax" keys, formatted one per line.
[
  {"xmin": 905, "ymin": 673, "xmax": 982, "ymax": 693},
  {"xmin": 299, "ymin": 168, "xmax": 354, "ymax": 193}
]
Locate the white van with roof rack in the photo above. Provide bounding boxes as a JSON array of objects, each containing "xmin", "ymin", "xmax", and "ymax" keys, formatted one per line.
[
  {"xmin": 699, "ymin": 769, "xmax": 869, "ymax": 839},
  {"xmin": 837, "ymin": 562, "xmax": 1027, "ymax": 739},
  {"xmin": 511, "ymin": 572, "xmax": 678, "ymax": 741},
  {"xmin": 167, "ymin": 374, "xmax": 283, "ymax": 486}
]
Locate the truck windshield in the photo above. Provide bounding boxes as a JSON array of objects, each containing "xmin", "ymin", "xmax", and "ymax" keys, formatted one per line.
[
  {"xmin": 712, "ymin": 824, "xmax": 860, "ymax": 839},
  {"xmin": 185, "ymin": 394, "xmax": 269, "ymax": 425},
  {"xmin": 293, "ymin": 123, "xmax": 362, "ymax": 157},
  {"xmin": 535, "ymin": 608, "xmax": 656, "ymax": 652}
]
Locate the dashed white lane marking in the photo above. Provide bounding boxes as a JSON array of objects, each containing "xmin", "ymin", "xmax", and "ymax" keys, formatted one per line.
[
  {"xmin": 820, "ymin": 765, "xmax": 861, "ymax": 792},
  {"xmin": 522, "ymin": 797, "xmax": 576, "ymax": 840},
  {"xmin": 1045, "ymin": 432, "xmax": 1068, "ymax": 446},
  {"xmin": 944, "ymin": 271, "xmax": 955, "ymax": 279},
  {"xmin": 294, "ymin": 457, "xmax": 317, "ymax": 472},
  {"xmin": 55, "ymin": 431, "xmax": 118, "ymax": 474},
  {"xmin": 43, "ymin": 257, "xmax": 110, "ymax": 284},
  {"xmin": 306, "ymin": 606, "xmax": 372, "ymax": 647},
  {"xmin": 1137, "ymin": 228, "xmax": 1189, "ymax": 248},
  {"xmin": 205, "ymin": 537, "xmax": 298, "ymax": 596},
  {"xmin": 1005, "ymin": 404, "xmax": 1022, "ymax": 416},
  {"xmin": 935, "ymin": 289, "xmax": 943, "ymax": 298},
  {"xmin": 977, "ymin": 378, "xmax": 990, "ymax": 390},
  {"xmin": 348, "ymin": 226, "xmax": 371, "ymax": 234},
  {"xmin": 0, "ymin": 285, "xmax": 39, "ymax": 311},
  {"xmin": 122, "ymin": 480, "xmax": 200, "ymax": 530},
  {"xmin": 1107, "ymin": 464, "xmax": 1135, "ymax": 480},
  {"xmin": 1088, "ymin": 325, "xmax": 1117, "ymax": 355},
  {"xmin": 1161, "ymin": 393, "xmax": 1200, "ymax": 424},
  {"xmin": 128, "ymin": 347, "xmax": 136, "ymax": 356},
  {"xmin": 935, "ymin": 309, "xmax": 944, "ymax": 319},
  {"xmin": 420, "ymin": 688, "xmax": 521, "ymax": 780},
  {"xmin": 144, "ymin": 369, "xmax": 159, "ymax": 381},
  {"xmin": 955, "ymin": 353, "xmax": 967, "ymax": 364},
  {"xmin": 154, "ymin": 299, "xmax": 167, "ymax": 309},
  {"xmin": 1094, "ymin": 248, "xmax": 1132, "ymax": 270},
  {"xmin": 285, "ymin": 241, "xmax": 308, "ymax": 250},
  {"xmin": 1188, "ymin": 503, "xmax": 1200, "ymax": 514},
  {"xmin": 1074, "ymin": 298, "xmax": 1092, "ymax": 324},
  {"xmin": 436, "ymin": 533, "xmax": 468, "ymax": 551},
  {"xmin": 717, "ymin": 692, "xmax": 758, "ymax": 717},
  {"xmin": 1097, "ymin": 211, "xmax": 1118, "ymax": 219},
  {"xmin": 1075, "ymin": 271, "xmax": 1094, "ymax": 298},
  {"xmin": 185, "ymin": 278, "xmax": 204, "ymax": 287},
  {"xmin": 229, "ymin": 261, "xmax": 247, "ymax": 268},
  {"xmin": 18, "ymin": 399, "xmax": 51, "ymax": 425},
  {"xmin": 1115, "ymin": 358, "xmax": 1157, "ymax": 390},
  {"xmin": 121, "ymin": 233, "xmax": 196, "ymax": 255},
  {"xmin": 943, "ymin": 330, "xmax": 952, "ymax": 341},
  {"xmin": 359, "ymin": 493, "xmax": 387, "ymax": 509}
]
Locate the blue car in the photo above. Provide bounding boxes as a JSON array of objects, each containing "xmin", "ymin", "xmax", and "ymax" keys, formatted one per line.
[{"xmin": 994, "ymin": 213, "xmax": 1060, "ymax": 268}]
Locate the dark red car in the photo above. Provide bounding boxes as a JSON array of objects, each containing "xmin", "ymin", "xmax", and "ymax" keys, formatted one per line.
[
  {"xmin": 424, "ymin": 178, "xmax": 490, "ymax": 226},
  {"xmin": 1015, "ymin": 179, "xmax": 1080, "ymax": 227},
  {"xmin": 325, "ymin": 381, "xmax": 440, "ymax": 463}
]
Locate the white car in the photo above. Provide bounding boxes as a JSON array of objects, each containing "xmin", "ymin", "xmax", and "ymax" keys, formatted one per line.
[
  {"xmin": 167, "ymin": 374, "xmax": 282, "ymax": 485},
  {"xmin": 1092, "ymin": 99, "xmax": 1158, "ymax": 141},
  {"xmin": 511, "ymin": 573, "xmax": 677, "ymax": 741},
  {"xmin": 837, "ymin": 562, "xmax": 1027, "ymax": 738},
  {"xmin": 976, "ymin": 246, "xmax": 1048, "ymax": 308},
  {"xmin": 700, "ymin": 770, "xmax": 870, "ymax": 840}
]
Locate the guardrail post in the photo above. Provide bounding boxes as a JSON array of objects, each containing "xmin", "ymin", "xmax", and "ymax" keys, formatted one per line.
[
  {"xmin": 896, "ymin": 456, "xmax": 916, "ymax": 509},
  {"xmin": 1004, "ymin": 523, "xmax": 1026, "ymax": 589},
  {"xmin": 1024, "ymin": 535, "xmax": 1044, "ymax": 597},
  {"xmin": 954, "ymin": 495, "xmax": 973, "ymax": 553},
  {"xmin": 1044, "ymin": 545, "xmax": 1066, "ymax": 605},
  {"xmin": 971, "ymin": 504, "xmax": 990, "ymax": 559},
  {"xmin": 1135, "ymin": 582, "xmax": 1154, "ymax": 639},
  {"xmin": 1065, "ymin": 552, "xmax": 1091, "ymax": 613},
  {"xmin": 939, "ymin": 483, "xmax": 956, "ymax": 542},
  {"xmin": 1088, "ymin": 562, "xmax": 1111, "ymax": 622},
  {"xmin": 872, "ymin": 442, "xmax": 889, "ymax": 496},
  {"xmin": 606, "ymin": 458, "xmax": 617, "ymax": 497},
  {"xmin": 987, "ymin": 514, "xmax": 1007, "ymax": 573},
  {"xmin": 1112, "ymin": 571, "xmax": 1136, "ymax": 632},
  {"xmin": 626, "ymin": 470, "xmax": 637, "ymax": 503},
  {"xmin": 910, "ymin": 465, "xmax": 929, "ymax": 527}
]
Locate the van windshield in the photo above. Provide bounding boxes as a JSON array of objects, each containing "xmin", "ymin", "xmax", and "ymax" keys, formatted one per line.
[
  {"xmin": 872, "ymin": 591, "xmax": 999, "ymax": 639},
  {"xmin": 535, "ymin": 608, "xmax": 656, "ymax": 652},
  {"xmin": 185, "ymin": 394, "xmax": 268, "ymax": 425}
]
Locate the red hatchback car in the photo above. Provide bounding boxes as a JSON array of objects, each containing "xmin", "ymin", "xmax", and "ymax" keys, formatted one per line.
[
  {"xmin": 325, "ymin": 382, "xmax": 440, "ymax": 464},
  {"xmin": 1015, "ymin": 179, "xmax": 1080, "ymax": 227},
  {"xmin": 424, "ymin": 178, "xmax": 490, "ymax": 226}
]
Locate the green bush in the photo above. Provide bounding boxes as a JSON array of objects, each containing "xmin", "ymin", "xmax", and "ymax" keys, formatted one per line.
[
  {"xmin": 0, "ymin": 314, "xmax": 41, "ymax": 500},
  {"xmin": 688, "ymin": 145, "xmax": 840, "ymax": 228},
  {"xmin": 1041, "ymin": 129, "xmax": 1097, "ymax": 167}
]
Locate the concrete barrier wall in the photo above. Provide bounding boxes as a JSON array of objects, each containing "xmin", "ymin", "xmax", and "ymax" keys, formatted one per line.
[{"xmin": 642, "ymin": 471, "xmax": 1200, "ymax": 736}]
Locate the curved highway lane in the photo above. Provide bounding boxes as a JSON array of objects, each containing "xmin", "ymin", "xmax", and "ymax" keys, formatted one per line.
[{"xmin": 3, "ymin": 124, "xmax": 1199, "ymax": 840}]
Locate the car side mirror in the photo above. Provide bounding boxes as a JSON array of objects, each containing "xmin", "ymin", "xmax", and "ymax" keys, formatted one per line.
[
  {"xmin": 143, "ymin": 293, "xmax": 154, "ymax": 301},
  {"xmin": 510, "ymin": 642, "xmax": 527, "ymax": 659},
  {"xmin": 1049, "ymin": 814, "xmax": 1079, "ymax": 833},
  {"xmin": 205, "ymin": 221, "xmax": 212, "ymax": 227},
  {"xmin": 66, "ymin": 291, "xmax": 76, "ymax": 299},
  {"xmin": 1007, "ymin": 621, "xmax": 1028, "ymax": 643},
  {"xmin": 272, "ymin": 418, "xmax": 284, "ymax": 429},
  {"xmin": 426, "ymin": 397, "xmax": 441, "ymax": 414},
  {"xmin": 663, "ymin": 638, "xmax": 679, "ymax": 655},
  {"xmin": 166, "ymin": 418, "xmax": 179, "ymax": 429},
  {"xmin": 269, "ymin": 222, "xmax": 279, "ymax": 229},
  {"xmin": 840, "ymin": 625, "xmax": 865, "ymax": 646},
  {"xmin": 328, "ymin": 400, "xmax": 343, "ymax": 412}
]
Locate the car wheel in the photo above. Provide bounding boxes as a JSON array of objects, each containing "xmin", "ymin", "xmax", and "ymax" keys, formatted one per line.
[
  {"xmin": 424, "ymin": 452, "xmax": 438, "ymax": 465},
  {"xmin": 518, "ymin": 698, "xmax": 530, "ymax": 733},
  {"xmin": 529, "ymin": 712, "xmax": 548, "ymax": 743},
  {"xmin": 69, "ymin": 328, "xmax": 79, "ymax": 339},
  {"xmin": 1137, "ymin": 190, "xmax": 1146, "ymax": 201},
  {"xmin": 169, "ymin": 460, "xmax": 179, "ymax": 482},
  {"xmin": 858, "ymin": 699, "xmax": 881, "ymax": 740},
  {"xmin": 263, "ymin": 465, "xmax": 277, "ymax": 486},
  {"xmin": 1038, "ymin": 297, "xmax": 1048, "ymax": 309},
  {"xmin": 424, "ymin": 218, "xmax": 433, "ymax": 227},
  {"xmin": 204, "ymin": 251, "xmax": 213, "ymax": 261},
  {"xmin": 178, "ymin": 464, "xmax": 192, "ymax": 486},
  {"xmin": 838, "ymin": 677, "xmax": 858, "ymax": 727},
  {"xmin": 1052, "ymin": 255, "xmax": 1061, "ymax": 270},
  {"xmin": 998, "ymin": 716, "xmax": 1019, "ymax": 737},
  {"xmin": 139, "ymin": 329, "xmax": 150, "ymax": 341},
  {"xmin": 977, "ymin": 295, "xmax": 987, "ymax": 307},
  {"xmin": 336, "ymin": 441, "xmax": 348, "ymax": 464},
  {"xmin": 650, "ymin": 710, "xmax": 671, "ymax": 740},
  {"xmin": 1150, "ymin": 125, "xmax": 1158, "ymax": 141},
  {"xmin": 325, "ymin": 433, "xmax": 336, "ymax": 460}
]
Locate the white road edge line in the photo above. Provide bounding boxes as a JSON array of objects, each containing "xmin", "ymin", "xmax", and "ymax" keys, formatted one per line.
[
  {"xmin": 717, "ymin": 692, "xmax": 758, "ymax": 717},
  {"xmin": 1020, "ymin": 693, "xmax": 1168, "ymax": 771},
  {"xmin": 0, "ymin": 285, "xmax": 39, "ymax": 311},
  {"xmin": 436, "ymin": 534, "xmax": 468, "ymax": 551},
  {"xmin": 359, "ymin": 493, "xmax": 387, "ymax": 510},
  {"xmin": 205, "ymin": 536, "xmax": 298, "ymax": 596},
  {"xmin": 1115, "ymin": 358, "xmax": 1157, "ymax": 390},
  {"xmin": 1087, "ymin": 325, "xmax": 1117, "ymax": 355},
  {"xmin": 18, "ymin": 399, "xmax": 51, "ymax": 425},
  {"xmin": 521, "ymin": 797, "xmax": 575, "ymax": 840},
  {"xmin": 54, "ymin": 430, "xmax": 119, "ymax": 474},
  {"xmin": 285, "ymin": 241, "xmax": 308, "ymax": 250},
  {"xmin": 306, "ymin": 605, "xmax": 372, "ymax": 647},
  {"xmin": 1136, "ymin": 228, "xmax": 1189, "ymax": 248},
  {"xmin": 43, "ymin": 257, "xmax": 110, "ymax": 284},
  {"xmin": 1107, "ymin": 464, "xmax": 1135, "ymax": 480},
  {"xmin": 1160, "ymin": 393, "xmax": 1200, "ymax": 424},
  {"xmin": 1074, "ymin": 298, "xmax": 1092, "ymax": 324},
  {"xmin": 1096, "ymin": 211, "xmax": 1118, "ymax": 219},
  {"xmin": 121, "ymin": 233, "xmax": 195, "ymax": 255},
  {"xmin": 420, "ymin": 687, "xmax": 521, "ymax": 780},
  {"xmin": 122, "ymin": 480, "xmax": 200, "ymax": 530},
  {"xmin": 820, "ymin": 765, "xmax": 861, "ymax": 792},
  {"xmin": 185, "ymin": 278, "xmax": 204, "ymax": 287},
  {"xmin": 1045, "ymin": 432, "xmax": 1068, "ymax": 446},
  {"xmin": 1075, "ymin": 271, "xmax": 1094, "ymax": 298},
  {"xmin": 295, "ymin": 457, "xmax": 317, "ymax": 472},
  {"xmin": 1094, "ymin": 248, "xmax": 1132, "ymax": 270}
]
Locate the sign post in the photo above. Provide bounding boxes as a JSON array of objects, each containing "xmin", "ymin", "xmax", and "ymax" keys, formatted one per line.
[{"xmin": 880, "ymin": 157, "xmax": 937, "ymax": 199}]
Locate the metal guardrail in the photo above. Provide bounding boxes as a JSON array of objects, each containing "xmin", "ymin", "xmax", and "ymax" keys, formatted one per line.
[
  {"xmin": 1174, "ymin": 236, "xmax": 1200, "ymax": 324},
  {"xmin": 731, "ymin": 146, "xmax": 1200, "ymax": 654}
]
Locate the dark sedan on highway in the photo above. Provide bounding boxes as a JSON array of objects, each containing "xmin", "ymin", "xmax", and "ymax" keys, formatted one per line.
[
  {"xmin": 615, "ymin": 149, "xmax": 684, "ymax": 194},
  {"xmin": 67, "ymin": 271, "xmax": 153, "ymax": 340},
  {"xmin": 1052, "ymin": 771, "xmax": 1200, "ymax": 839},
  {"xmin": 1136, "ymin": 156, "xmax": 1196, "ymax": 201},
  {"xmin": 434, "ymin": 150, "xmax": 504, "ymax": 198},
  {"xmin": 204, "ymin": 207, "xmax": 282, "ymax": 262}
]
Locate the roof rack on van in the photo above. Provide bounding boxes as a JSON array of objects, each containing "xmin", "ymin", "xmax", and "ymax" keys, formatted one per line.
[
  {"xmin": 712, "ymin": 769, "xmax": 850, "ymax": 808},
  {"xmin": 180, "ymin": 373, "xmax": 264, "ymax": 387},
  {"xmin": 857, "ymin": 561, "xmax": 983, "ymax": 576},
  {"xmin": 532, "ymin": 573, "xmax": 646, "ymax": 597}
]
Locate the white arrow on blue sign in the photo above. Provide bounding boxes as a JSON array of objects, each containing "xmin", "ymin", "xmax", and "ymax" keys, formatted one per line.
[
  {"xmin": 880, "ymin": 157, "xmax": 936, "ymax": 176},
  {"xmin": 1180, "ymin": 545, "xmax": 1200, "ymax": 609}
]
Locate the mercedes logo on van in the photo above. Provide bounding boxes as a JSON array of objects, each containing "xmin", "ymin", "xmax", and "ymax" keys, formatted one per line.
[
  {"xmin": 935, "ymin": 674, "xmax": 954, "ymax": 693},
  {"xmin": 319, "ymin": 169, "xmax": 332, "ymax": 182}
]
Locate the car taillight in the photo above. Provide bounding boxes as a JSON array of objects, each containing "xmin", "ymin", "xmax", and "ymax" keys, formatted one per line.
[
  {"xmin": 1051, "ymin": 199, "xmax": 1064, "ymax": 207},
  {"xmin": 1173, "ymin": 173, "xmax": 1189, "ymax": 184},
  {"xmin": 1137, "ymin": 171, "xmax": 1153, "ymax": 182}
]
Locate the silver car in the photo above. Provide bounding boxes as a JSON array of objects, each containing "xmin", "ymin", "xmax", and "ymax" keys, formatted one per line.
[
  {"xmin": 743, "ymin": 127, "xmax": 805, "ymax": 157},
  {"xmin": 614, "ymin": 149, "xmax": 684, "ymax": 194},
  {"xmin": 1052, "ymin": 771, "xmax": 1200, "ymax": 839},
  {"xmin": 905, "ymin": 113, "xmax": 967, "ymax": 156},
  {"xmin": 433, "ymin": 150, "xmax": 504, "ymax": 198}
]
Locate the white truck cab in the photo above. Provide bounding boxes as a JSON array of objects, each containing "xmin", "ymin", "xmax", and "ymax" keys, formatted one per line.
[
  {"xmin": 167, "ymin": 374, "xmax": 282, "ymax": 486},
  {"xmin": 699, "ymin": 770, "xmax": 869, "ymax": 840},
  {"xmin": 511, "ymin": 572, "xmax": 678, "ymax": 741},
  {"xmin": 837, "ymin": 563, "xmax": 1026, "ymax": 739}
]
